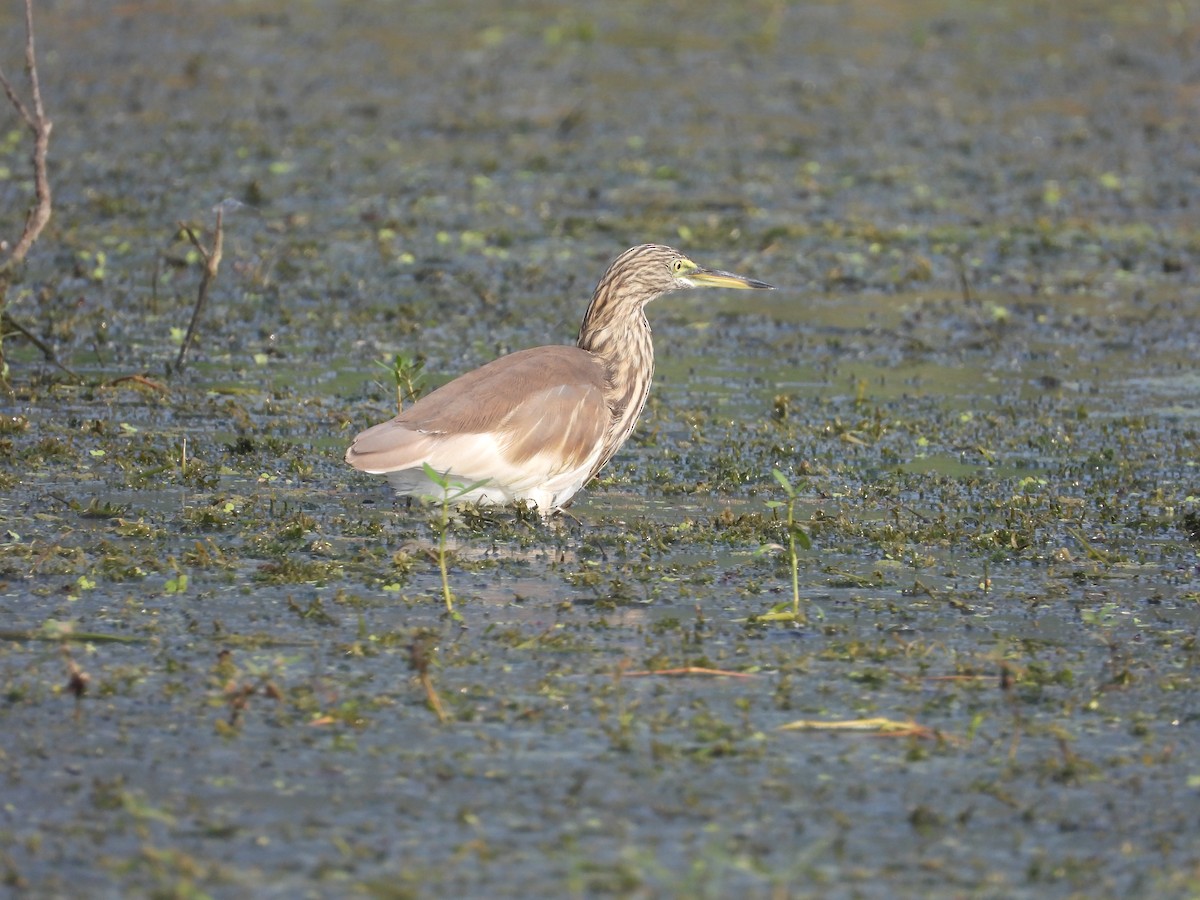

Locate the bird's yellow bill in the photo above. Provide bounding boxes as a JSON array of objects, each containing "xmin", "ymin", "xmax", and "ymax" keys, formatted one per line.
[{"xmin": 689, "ymin": 267, "xmax": 775, "ymax": 291}]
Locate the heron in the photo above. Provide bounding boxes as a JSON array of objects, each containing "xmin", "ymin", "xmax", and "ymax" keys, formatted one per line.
[{"xmin": 345, "ymin": 244, "xmax": 773, "ymax": 513}]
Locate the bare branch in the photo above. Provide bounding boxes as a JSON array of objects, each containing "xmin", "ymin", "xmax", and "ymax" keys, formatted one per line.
[
  {"xmin": 0, "ymin": 63, "xmax": 35, "ymax": 124},
  {"xmin": 0, "ymin": 0, "xmax": 58, "ymax": 386},
  {"xmin": 0, "ymin": 0, "xmax": 54, "ymax": 271},
  {"xmin": 0, "ymin": 310, "xmax": 80, "ymax": 380},
  {"xmin": 174, "ymin": 207, "xmax": 226, "ymax": 372}
]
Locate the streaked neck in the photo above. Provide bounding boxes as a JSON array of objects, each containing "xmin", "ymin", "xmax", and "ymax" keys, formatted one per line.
[{"xmin": 577, "ymin": 305, "xmax": 655, "ymax": 477}]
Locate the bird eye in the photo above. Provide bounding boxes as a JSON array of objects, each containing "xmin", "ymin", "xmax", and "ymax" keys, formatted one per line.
[{"xmin": 671, "ymin": 258, "xmax": 686, "ymax": 274}]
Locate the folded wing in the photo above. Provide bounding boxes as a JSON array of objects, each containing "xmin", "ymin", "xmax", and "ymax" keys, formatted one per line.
[{"xmin": 345, "ymin": 346, "xmax": 612, "ymax": 505}]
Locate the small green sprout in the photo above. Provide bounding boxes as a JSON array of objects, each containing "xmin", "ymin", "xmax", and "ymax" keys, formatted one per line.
[
  {"xmin": 375, "ymin": 353, "xmax": 426, "ymax": 416},
  {"xmin": 757, "ymin": 468, "xmax": 813, "ymax": 623},
  {"xmin": 420, "ymin": 463, "xmax": 488, "ymax": 621}
]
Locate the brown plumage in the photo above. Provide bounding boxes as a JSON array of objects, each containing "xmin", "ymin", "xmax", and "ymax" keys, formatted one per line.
[{"xmin": 345, "ymin": 244, "xmax": 773, "ymax": 513}]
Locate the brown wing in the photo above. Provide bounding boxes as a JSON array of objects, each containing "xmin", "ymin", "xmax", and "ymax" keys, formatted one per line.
[{"xmin": 346, "ymin": 345, "xmax": 612, "ymax": 480}]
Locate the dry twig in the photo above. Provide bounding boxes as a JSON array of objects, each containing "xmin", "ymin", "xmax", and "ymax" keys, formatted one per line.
[
  {"xmin": 0, "ymin": 0, "xmax": 53, "ymax": 275},
  {"xmin": 778, "ymin": 715, "xmax": 949, "ymax": 741},
  {"xmin": 409, "ymin": 632, "xmax": 450, "ymax": 724},
  {"xmin": 623, "ymin": 666, "xmax": 756, "ymax": 678},
  {"xmin": 99, "ymin": 372, "xmax": 171, "ymax": 395},
  {"xmin": 0, "ymin": 0, "xmax": 65, "ymax": 381},
  {"xmin": 0, "ymin": 309, "xmax": 79, "ymax": 379},
  {"xmin": 62, "ymin": 646, "xmax": 89, "ymax": 721},
  {"xmin": 174, "ymin": 207, "xmax": 225, "ymax": 372}
]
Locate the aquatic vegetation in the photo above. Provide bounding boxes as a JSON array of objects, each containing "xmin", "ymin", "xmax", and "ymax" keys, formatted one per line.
[
  {"xmin": 374, "ymin": 351, "xmax": 425, "ymax": 415},
  {"xmin": 420, "ymin": 463, "xmax": 489, "ymax": 619},
  {"xmin": 0, "ymin": 2, "xmax": 1198, "ymax": 898},
  {"xmin": 755, "ymin": 468, "xmax": 813, "ymax": 624}
]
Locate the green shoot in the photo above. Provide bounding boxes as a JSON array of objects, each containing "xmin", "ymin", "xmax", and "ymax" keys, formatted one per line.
[
  {"xmin": 375, "ymin": 353, "xmax": 425, "ymax": 415},
  {"xmin": 758, "ymin": 467, "xmax": 812, "ymax": 623},
  {"xmin": 420, "ymin": 463, "xmax": 488, "ymax": 621}
]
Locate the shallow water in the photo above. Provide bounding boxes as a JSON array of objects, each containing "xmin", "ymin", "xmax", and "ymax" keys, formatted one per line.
[{"xmin": 2, "ymin": 1, "xmax": 1199, "ymax": 897}]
